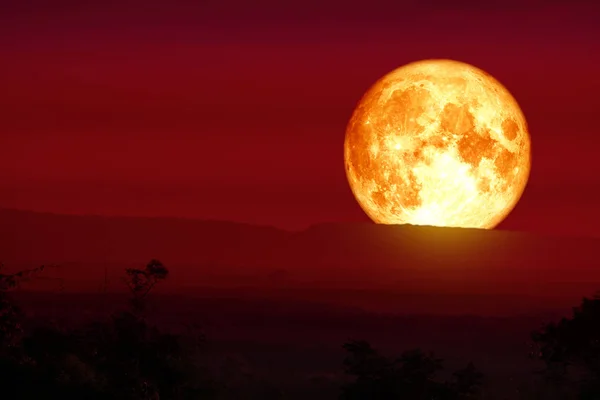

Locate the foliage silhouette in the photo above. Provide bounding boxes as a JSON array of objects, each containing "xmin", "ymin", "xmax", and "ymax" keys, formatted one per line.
[
  {"xmin": 0, "ymin": 260, "xmax": 538, "ymax": 399},
  {"xmin": 0, "ymin": 263, "xmax": 45, "ymax": 352},
  {"xmin": 124, "ymin": 259, "xmax": 169, "ymax": 313},
  {"xmin": 0, "ymin": 260, "xmax": 218, "ymax": 400},
  {"xmin": 451, "ymin": 362, "xmax": 484, "ymax": 399},
  {"xmin": 532, "ymin": 292, "xmax": 600, "ymax": 399},
  {"xmin": 340, "ymin": 340, "xmax": 484, "ymax": 399}
]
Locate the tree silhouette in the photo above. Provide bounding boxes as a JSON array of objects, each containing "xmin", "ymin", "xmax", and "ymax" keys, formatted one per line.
[
  {"xmin": 0, "ymin": 260, "xmax": 218, "ymax": 400},
  {"xmin": 0, "ymin": 263, "xmax": 46, "ymax": 352},
  {"xmin": 78, "ymin": 259, "xmax": 218, "ymax": 399},
  {"xmin": 532, "ymin": 292, "xmax": 600, "ymax": 398},
  {"xmin": 340, "ymin": 340, "xmax": 483, "ymax": 399},
  {"xmin": 71, "ymin": 309, "xmax": 217, "ymax": 399},
  {"xmin": 0, "ymin": 263, "xmax": 75, "ymax": 399},
  {"xmin": 0, "ymin": 257, "xmax": 500, "ymax": 399},
  {"xmin": 451, "ymin": 361, "xmax": 484, "ymax": 398},
  {"xmin": 123, "ymin": 259, "xmax": 169, "ymax": 313}
]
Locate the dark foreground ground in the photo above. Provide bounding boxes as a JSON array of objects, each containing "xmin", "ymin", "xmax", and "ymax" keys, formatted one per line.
[{"xmin": 10, "ymin": 290, "xmax": 565, "ymax": 399}]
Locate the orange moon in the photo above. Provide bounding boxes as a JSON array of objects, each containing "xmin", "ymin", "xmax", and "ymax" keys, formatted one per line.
[{"xmin": 344, "ymin": 59, "xmax": 531, "ymax": 229}]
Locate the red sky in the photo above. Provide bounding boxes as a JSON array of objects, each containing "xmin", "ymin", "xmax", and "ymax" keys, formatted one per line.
[{"xmin": 0, "ymin": 0, "xmax": 599, "ymax": 235}]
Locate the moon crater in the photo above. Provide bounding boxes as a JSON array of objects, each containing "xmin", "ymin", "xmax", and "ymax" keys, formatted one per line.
[{"xmin": 344, "ymin": 59, "xmax": 531, "ymax": 229}]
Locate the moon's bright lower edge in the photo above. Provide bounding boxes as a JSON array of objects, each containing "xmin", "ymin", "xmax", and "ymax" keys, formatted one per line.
[{"xmin": 344, "ymin": 59, "xmax": 531, "ymax": 229}]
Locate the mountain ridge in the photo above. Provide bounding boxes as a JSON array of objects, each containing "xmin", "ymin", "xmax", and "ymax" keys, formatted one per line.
[{"xmin": 2, "ymin": 207, "xmax": 600, "ymax": 303}]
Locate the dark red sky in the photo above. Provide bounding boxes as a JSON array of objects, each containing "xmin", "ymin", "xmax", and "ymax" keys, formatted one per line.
[{"xmin": 0, "ymin": 0, "xmax": 599, "ymax": 235}]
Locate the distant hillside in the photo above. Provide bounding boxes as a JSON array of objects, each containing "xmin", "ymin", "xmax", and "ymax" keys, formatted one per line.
[
  {"xmin": 261, "ymin": 222, "xmax": 600, "ymax": 295},
  {"xmin": 2, "ymin": 208, "xmax": 600, "ymax": 315},
  {"xmin": 0, "ymin": 208, "xmax": 290, "ymax": 265}
]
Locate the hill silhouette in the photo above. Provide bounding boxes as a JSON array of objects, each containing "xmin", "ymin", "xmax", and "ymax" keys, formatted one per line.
[
  {"xmin": 0, "ymin": 208, "xmax": 289, "ymax": 266},
  {"xmin": 1, "ymin": 208, "xmax": 599, "ymax": 315},
  {"xmin": 264, "ymin": 222, "xmax": 600, "ymax": 288}
]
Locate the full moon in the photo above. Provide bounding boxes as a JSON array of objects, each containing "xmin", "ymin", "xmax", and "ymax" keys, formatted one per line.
[{"xmin": 344, "ymin": 59, "xmax": 531, "ymax": 229}]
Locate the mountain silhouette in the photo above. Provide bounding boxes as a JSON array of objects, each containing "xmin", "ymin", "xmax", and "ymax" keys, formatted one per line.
[
  {"xmin": 0, "ymin": 208, "xmax": 289, "ymax": 265},
  {"xmin": 1, "ymin": 208, "xmax": 599, "ymax": 315},
  {"xmin": 261, "ymin": 221, "xmax": 600, "ymax": 289}
]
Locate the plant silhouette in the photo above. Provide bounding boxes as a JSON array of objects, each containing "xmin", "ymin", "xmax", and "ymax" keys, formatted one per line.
[
  {"xmin": 0, "ymin": 260, "xmax": 510, "ymax": 399},
  {"xmin": 0, "ymin": 263, "xmax": 45, "ymax": 353},
  {"xmin": 451, "ymin": 362, "xmax": 484, "ymax": 399},
  {"xmin": 124, "ymin": 259, "xmax": 169, "ymax": 313},
  {"xmin": 339, "ymin": 340, "xmax": 483, "ymax": 399},
  {"xmin": 532, "ymin": 292, "xmax": 600, "ymax": 399},
  {"xmin": 0, "ymin": 260, "xmax": 218, "ymax": 400}
]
